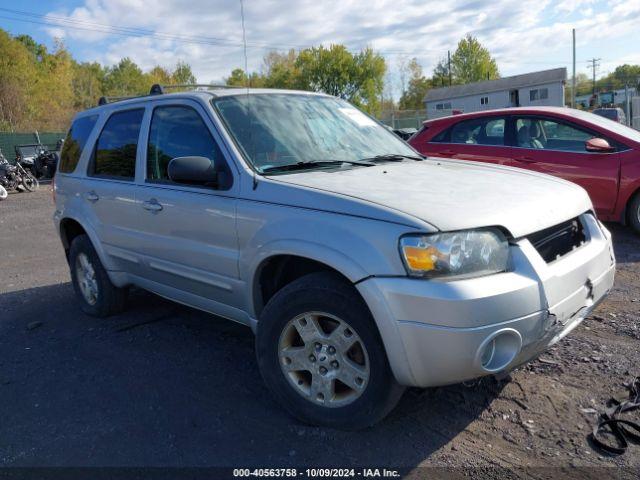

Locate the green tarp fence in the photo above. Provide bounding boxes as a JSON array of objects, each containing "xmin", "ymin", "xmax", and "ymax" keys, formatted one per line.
[{"xmin": 0, "ymin": 132, "xmax": 66, "ymax": 160}]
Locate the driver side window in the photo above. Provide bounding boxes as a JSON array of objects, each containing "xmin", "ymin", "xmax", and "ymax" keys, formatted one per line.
[
  {"xmin": 146, "ymin": 105, "xmax": 228, "ymax": 187},
  {"xmin": 516, "ymin": 117, "xmax": 595, "ymax": 152}
]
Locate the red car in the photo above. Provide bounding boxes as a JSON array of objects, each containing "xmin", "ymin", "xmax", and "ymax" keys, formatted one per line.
[{"xmin": 409, "ymin": 107, "xmax": 640, "ymax": 233}]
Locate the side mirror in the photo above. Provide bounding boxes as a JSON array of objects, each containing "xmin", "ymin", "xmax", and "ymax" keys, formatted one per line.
[
  {"xmin": 168, "ymin": 156, "xmax": 217, "ymax": 186},
  {"xmin": 585, "ymin": 137, "xmax": 615, "ymax": 153}
]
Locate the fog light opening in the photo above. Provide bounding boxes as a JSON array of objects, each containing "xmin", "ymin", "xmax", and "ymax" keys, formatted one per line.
[
  {"xmin": 477, "ymin": 329, "xmax": 522, "ymax": 373},
  {"xmin": 480, "ymin": 339, "xmax": 496, "ymax": 368}
]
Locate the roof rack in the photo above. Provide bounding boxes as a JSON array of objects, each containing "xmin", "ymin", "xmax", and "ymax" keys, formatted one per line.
[
  {"xmin": 151, "ymin": 83, "xmax": 239, "ymax": 94},
  {"xmin": 97, "ymin": 83, "xmax": 240, "ymax": 106},
  {"xmin": 97, "ymin": 95, "xmax": 138, "ymax": 106}
]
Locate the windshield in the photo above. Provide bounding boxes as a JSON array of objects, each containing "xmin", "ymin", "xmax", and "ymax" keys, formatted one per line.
[
  {"xmin": 592, "ymin": 109, "xmax": 618, "ymax": 120},
  {"xmin": 571, "ymin": 109, "xmax": 640, "ymax": 143},
  {"xmin": 212, "ymin": 94, "xmax": 418, "ymax": 173}
]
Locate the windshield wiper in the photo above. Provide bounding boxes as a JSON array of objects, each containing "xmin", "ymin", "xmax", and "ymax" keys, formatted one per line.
[
  {"xmin": 360, "ymin": 153, "xmax": 425, "ymax": 162},
  {"xmin": 260, "ymin": 160, "xmax": 374, "ymax": 174}
]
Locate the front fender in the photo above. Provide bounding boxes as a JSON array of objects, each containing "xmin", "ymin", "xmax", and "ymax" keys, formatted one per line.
[{"xmin": 237, "ymin": 204, "xmax": 418, "ymax": 318}]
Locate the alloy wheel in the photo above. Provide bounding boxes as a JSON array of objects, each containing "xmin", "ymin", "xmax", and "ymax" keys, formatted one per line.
[
  {"xmin": 278, "ymin": 311, "xmax": 370, "ymax": 408},
  {"xmin": 75, "ymin": 253, "xmax": 98, "ymax": 305}
]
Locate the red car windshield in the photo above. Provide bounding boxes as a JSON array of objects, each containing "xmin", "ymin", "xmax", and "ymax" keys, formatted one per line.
[{"xmin": 573, "ymin": 109, "xmax": 640, "ymax": 143}]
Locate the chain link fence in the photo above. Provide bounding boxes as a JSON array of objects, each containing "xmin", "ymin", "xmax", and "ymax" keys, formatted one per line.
[
  {"xmin": 378, "ymin": 110, "xmax": 427, "ymax": 130},
  {"xmin": 632, "ymin": 98, "xmax": 640, "ymax": 130},
  {"xmin": 0, "ymin": 132, "xmax": 66, "ymax": 160}
]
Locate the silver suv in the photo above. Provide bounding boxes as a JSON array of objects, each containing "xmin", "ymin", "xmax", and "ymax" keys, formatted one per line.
[{"xmin": 54, "ymin": 86, "xmax": 616, "ymax": 429}]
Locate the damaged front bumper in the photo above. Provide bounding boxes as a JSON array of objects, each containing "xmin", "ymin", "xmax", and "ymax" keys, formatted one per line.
[{"xmin": 357, "ymin": 214, "xmax": 616, "ymax": 388}]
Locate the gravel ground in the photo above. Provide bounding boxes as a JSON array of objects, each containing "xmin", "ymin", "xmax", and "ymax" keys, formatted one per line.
[{"xmin": 1, "ymin": 188, "xmax": 639, "ymax": 477}]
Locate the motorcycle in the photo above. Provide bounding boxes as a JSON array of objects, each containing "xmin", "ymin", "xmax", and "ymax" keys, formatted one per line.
[
  {"xmin": 0, "ymin": 148, "xmax": 39, "ymax": 195},
  {"xmin": 33, "ymin": 147, "xmax": 60, "ymax": 179}
]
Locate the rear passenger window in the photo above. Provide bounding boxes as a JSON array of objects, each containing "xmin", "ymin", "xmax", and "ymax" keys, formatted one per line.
[
  {"xmin": 146, "ymin": 105, "xmax": 227, "ymax": 188},
  {"xmin": 90, "ymin": 109, "xmax": 144, "ymax": 180},
  {"xmin": 449, "ymin": 118, "xmax": 505, "ymax": 145},
  {"xmin": 58, "ymin": 115, "xmax": 98, "ymax": 173}
]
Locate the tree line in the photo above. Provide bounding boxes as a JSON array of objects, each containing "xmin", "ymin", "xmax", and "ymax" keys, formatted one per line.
[
  {"xmin": 3, "ymin": 24, "xmax": 634, "ymax": 133},
  {"xmin": 0, "ymin": 27, "xmax": 501, "ymax": 131},
  {"xmin": 224, "ymin": 35, "xmax": 501, "ymax": 112},
  {"xmin": 0, "ymin": 29, "xmax": 195, "ymax": 132}
]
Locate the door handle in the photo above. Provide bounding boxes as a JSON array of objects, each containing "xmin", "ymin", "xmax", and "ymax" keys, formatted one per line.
[
  {"xmin": 514, "ymin": 156, "xmax": 536, "ymax": 164},
  {"xmin": 84, "ymin": 191, "xmax": 99, "ymax": 203},
  {"xmin": 142, "ymin": 199, "xmax": 163, "ymax": 212},
  {"xmin": 438, "ymin": 149, "xmax": 456, "ymax": 156}
]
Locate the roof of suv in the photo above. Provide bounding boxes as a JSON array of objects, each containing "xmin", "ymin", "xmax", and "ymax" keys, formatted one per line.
[{"xmin": 79, "ymin": 87, "xmax": 329, "ymax": 116}]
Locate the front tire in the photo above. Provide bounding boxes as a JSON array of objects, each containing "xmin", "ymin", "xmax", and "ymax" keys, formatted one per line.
[
  {"xmin": 256, "ymin": 272, "xmax": 404, "ymax": 429},
  {"xmin": 69, "ymin": 234, "xmax": 128, "ymax": 317},
  {"xmin": 629, "ymin": 193, "xmax": 640, "ymax": 235},
  {"xmin": 21, "ymin": 174, "xmax": 38, "ymax": 192}
]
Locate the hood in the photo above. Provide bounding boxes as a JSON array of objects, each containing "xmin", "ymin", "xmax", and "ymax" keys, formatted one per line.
[{"xmin": 271, "ymin": 158, "xmax": 593, "ymax": 238}]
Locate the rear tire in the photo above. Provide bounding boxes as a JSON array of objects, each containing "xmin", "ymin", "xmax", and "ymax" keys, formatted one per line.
[
  {"xmin": 69, "ymin": 234, "xmax": 128, "ymax": 317},
  {"xmin": 256, "ymin": 272, "xmax": 404, "ymax": 430},
  {"xmin": 629, "ymin": 193, "xmax": 640, "ymax": 235},
  {"xmin": 0, "ymin": 185, "xmax": 7, "ymax": 200}
]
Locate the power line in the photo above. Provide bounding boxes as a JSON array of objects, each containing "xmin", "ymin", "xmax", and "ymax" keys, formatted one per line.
[{"xmin": 0, "ymin": 6, "xmax": 578, "ymax": 63}]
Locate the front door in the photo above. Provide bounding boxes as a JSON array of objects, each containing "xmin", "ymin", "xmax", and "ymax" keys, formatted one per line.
[
  {"xmin": 133, "ymin": 100, "xmax": 241, "ymax": 316},
  {"xmin": 506, "ymin": 116, "xmax": 620, "ymax": 215}
]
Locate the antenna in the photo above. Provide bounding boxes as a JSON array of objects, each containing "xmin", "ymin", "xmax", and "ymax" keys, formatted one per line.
[{"xmin": 239, "ymin": 0, "xmax": 258, "ymax": 190}]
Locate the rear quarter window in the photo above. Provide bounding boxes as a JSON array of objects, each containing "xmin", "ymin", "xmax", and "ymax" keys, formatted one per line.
[{"xmin": 58, "ymin": 115, "xmax": 99, "ymax": 173}]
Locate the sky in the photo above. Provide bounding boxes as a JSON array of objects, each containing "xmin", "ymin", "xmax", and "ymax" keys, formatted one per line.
[{"xmin": 1, "ymin": 0, "xmax": 639, "ymax": 97}]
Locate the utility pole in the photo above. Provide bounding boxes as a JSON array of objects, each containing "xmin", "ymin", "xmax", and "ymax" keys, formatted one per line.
[
  {"xmin": 571, "ymin": 29, "xmax": 576, "ymax": 108},
  {"xmin": 447, "ymin": 50, "xmax": 452, "ymax": 87},
  {"xmin": 587, "ymin": 57, "xmax": 601, "ymax": 97}
]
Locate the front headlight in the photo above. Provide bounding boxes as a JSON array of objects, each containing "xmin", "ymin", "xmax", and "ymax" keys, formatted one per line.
[{"xmin": 399, "ymin": 229, "xmax": 509, "ymax": 279}]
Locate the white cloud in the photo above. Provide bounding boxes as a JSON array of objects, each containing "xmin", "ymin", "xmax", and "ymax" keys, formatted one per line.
[{"xmin": 44, "ymin": 0, "xmax": 640, "ymax": 88}]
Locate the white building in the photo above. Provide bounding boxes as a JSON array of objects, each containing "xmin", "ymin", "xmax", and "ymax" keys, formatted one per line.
[{"xmin": 424, "ymin": 68, "xmax": 566, "ymax": 118}]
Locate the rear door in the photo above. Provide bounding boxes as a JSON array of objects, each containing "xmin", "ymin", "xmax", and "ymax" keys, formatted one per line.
[
  {"xmin": 424, "ymin": 116, "xmax": 512, "ymax": 165},
  {"xmin": 82, "ymin": 107, "xmax": 146, "ymax": 276},
  {"xmin": 506, "ymin": 116, "xmax": 620, "ymax": 215},
  {"xmin": 133, "ymin": 99, "xmax": 242, "ymax": 315}
]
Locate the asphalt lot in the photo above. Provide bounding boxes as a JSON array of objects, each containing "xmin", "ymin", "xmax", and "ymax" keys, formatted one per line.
[{"xmin": 1, "ymin": 187, "xmax": 640, "ymax": 475}]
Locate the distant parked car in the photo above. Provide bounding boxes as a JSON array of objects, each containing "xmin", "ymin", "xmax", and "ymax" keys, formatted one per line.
[
  {"xmin": 592, "ymin": 107, "xmax": 626, "ymax": 124},
  {"xmin": 393, "ymin": 127, "xmax": 418, "ymax": 141},
  {"xmin": 409, "ymin": 106, "xmax": 640, "ymax": 233}
]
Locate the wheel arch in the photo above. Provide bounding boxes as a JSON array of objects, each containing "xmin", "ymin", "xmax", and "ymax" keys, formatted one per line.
[
  {"xmin": 57, "ymin": 216, "xmax": 120, "ymax": 275},
  {"xmin": 251, "ymin": 251, "xmax": 366, "ymax": 319},
  {"xmin": 623, "ymin": 186, "xmax": 640, "ymax": 225}
]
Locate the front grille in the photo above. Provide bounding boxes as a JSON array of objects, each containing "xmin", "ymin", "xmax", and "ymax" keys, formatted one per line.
[{"xmin": 526, "ymin": 217, "xmax": 587, "ymax": 263}]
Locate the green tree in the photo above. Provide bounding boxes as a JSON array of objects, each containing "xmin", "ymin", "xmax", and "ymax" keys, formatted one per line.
[
  {"xmin": 32, "ymin": 39, "xmax": 75, "ymax": 130},
  {"xmin": 0, "ymin": 29, "xmax": 35, "ymax": 130},
  {"xmin": 596, "ymin": 64, "xmax": 640, "ymax": 92},
  {"xmin": 224, "ymin": 68, "xmax": 265, "ymax": 88},
  {"xmin": 14, "ymin": 34, "xmax": 47, "ymax": 62},
  {"xmin": 431, "ymin": 58, "xmax": 450, "ymax": 87},
  {"xmin": 398, "ymin": 58, "xmax": 431, "ymax": 110},
  {"xmin": 103, "ymin": 57, "xmax": 147, "ymax": 96},
  {"xmin": 72, "ymin": 61, "xmax": 106, "ymax": 110},
  {"xmin": 263, "ymin": 49, "xmax": 299, "ymax": 89},
  {"xmin": 450, "ymin": 35, "xmax": 499, "ymax": 84},
  {"xmin": 295, "ymin": 45, "xmax": 386, "ymax": 114},
  {"xmin": 147, "ymin": 65, "xmax": 172, "ymax": 86},
  {"xmin": 171, "ymin": 61, "xmax": 196, "ymax": 84}
]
